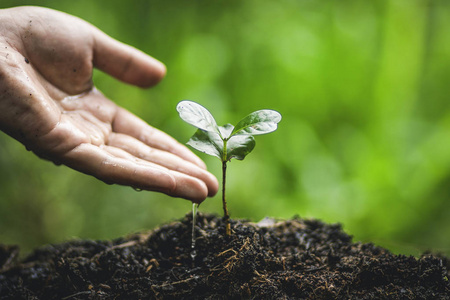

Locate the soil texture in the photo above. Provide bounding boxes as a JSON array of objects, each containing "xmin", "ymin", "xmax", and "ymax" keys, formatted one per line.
[{"xmin": 0, "ymin": 213, "xmax": 449, "ymax": 299}]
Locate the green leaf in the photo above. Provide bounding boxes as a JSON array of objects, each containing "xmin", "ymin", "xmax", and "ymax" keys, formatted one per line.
[
  {"xmin": 231, "ymin": 110, "xmax": 282, "ymax": 137},
  {"xmin": 177, "ymin": 101, "xmax": 221, "ymax": 136},
  {"xmin": 218, "ymin": 124, "xmax": 255, "ymax": 161},
  {"xmin": 219, "ymin": 123, "xmax": 234, "ymax": 139},
  {"xmin": 226, "ymin": 134, "xmax": 255, "ymax": 161},
  {"xmin": 179, "ymin": 101, "xmax": 281, "ymax": 163},
  {"xmin": 186, "ymin": 124, "xmax": 255, "ymax": 162},
  {"xmin": 187, "ymin": 129, "xmax": 223, "ymax": 160}
]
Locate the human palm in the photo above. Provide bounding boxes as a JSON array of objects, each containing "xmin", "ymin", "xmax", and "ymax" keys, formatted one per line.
[{"xmin": 0, "ymin": 6, "xmax": 218, "ymax": 202}]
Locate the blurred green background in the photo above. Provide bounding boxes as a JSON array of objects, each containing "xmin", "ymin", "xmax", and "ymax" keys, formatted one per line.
[{"xmin": 1, "ymin": 0, "xmax": 450, "ymax": 256}]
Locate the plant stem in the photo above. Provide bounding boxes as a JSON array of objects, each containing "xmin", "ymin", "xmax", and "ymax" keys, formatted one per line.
[{"xmin": 222, "ymin": 160, "xmax": 231, "ymax": 235}]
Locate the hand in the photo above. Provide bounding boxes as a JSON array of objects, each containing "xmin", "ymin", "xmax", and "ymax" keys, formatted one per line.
[{"xmin": 0, "ymin": 6, "xmax": 218, "ymax": 203}]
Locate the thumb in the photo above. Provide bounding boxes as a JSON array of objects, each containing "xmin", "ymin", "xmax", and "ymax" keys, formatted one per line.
[{"xmin": 92, "ymin": 28, "xmax": 166, "ymax": 88}]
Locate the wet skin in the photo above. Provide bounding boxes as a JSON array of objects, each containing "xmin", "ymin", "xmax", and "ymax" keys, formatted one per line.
[{"xmin": 0, "ymin": 6, "xmax": 218, "ymax": 203}]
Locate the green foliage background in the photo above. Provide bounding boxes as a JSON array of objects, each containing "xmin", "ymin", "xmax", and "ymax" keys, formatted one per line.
[{"xmin": 1, "ymin": 0, "xmax": 450, "ymax": 256}]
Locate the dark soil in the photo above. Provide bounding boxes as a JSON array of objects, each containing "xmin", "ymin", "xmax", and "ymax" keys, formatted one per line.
[{"xmin": 0, "ymin": 213, "xmax": 449, "ymax": 299}]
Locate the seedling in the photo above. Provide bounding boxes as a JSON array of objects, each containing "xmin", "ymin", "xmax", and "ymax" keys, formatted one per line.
[{"xmin": 177, "ymin": 101, "xmax": 282, "ymax": 235}]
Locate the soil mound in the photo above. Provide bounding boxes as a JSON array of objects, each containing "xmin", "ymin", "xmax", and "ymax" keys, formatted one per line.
[{"xmin": 1, "ymin": 213, "xmax": 449, "ymax": 299}]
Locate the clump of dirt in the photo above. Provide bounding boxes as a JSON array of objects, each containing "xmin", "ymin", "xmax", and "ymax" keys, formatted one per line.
[{"xmin": 0, "ymin": 213, "xmax": 449, "ymax": 299}]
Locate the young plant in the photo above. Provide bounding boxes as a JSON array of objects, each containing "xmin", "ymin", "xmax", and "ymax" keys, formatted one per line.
[{"xmin": 177, "ymin": 101, "xmax": 282, "ymax": 235}]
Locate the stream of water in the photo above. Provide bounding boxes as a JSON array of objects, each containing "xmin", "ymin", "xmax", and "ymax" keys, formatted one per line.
[{"xmin": 191, "ymin": 203, "xmax": 198, "ymax": 261}]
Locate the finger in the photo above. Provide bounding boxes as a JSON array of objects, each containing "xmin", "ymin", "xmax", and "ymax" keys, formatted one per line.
[
  {"xmin": 62, "ymin": 143, "xmax": 209, "ymax": 203},
  {"xmin": 108, "ymin": 133, "xmax": 218, "ymax": 197},
  {"xmin": 100, "ymin": 144, "xmax": 217, "ymax": 197},
  {"xmin": 112, "ymin": 107, "xmax": 208, "ymax": 169},
  {"xmin": 91, "ymin": 27, "xmax": 166, "ymax": 88}
]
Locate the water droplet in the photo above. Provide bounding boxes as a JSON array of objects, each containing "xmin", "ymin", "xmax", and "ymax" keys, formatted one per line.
[{"xmin": 132, "ymin": 187, "xmax": 143, "ymax": 192}]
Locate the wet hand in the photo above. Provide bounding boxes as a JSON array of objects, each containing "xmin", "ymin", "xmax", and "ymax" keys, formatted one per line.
[{"xmin": 0, "ymin": 6, "xmax": 218, "ymax": 202}]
